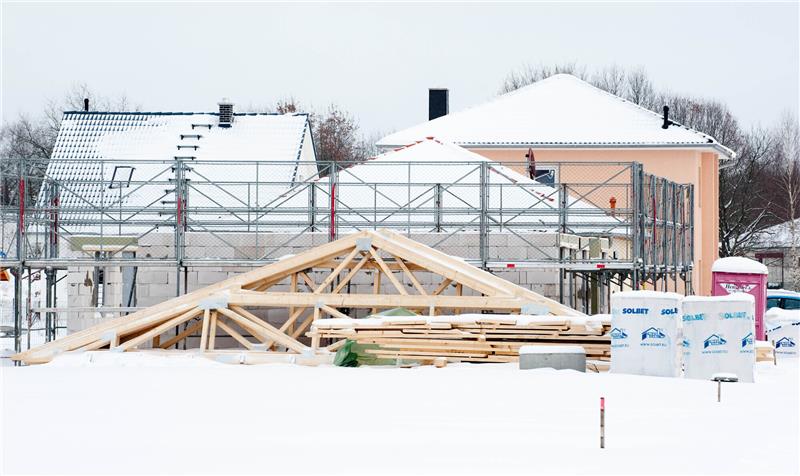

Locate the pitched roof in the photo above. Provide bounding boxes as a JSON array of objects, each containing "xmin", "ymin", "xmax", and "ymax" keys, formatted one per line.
[
  {"xmin": 329, "ymin": 138, "xmax": 622, "ymax": 233},
  {"xmin": 378, "ymin": 74, "xmax": 734, "ymax": 157},
  {"xmin": 42, "ymin": 111, "xmax": 317, "ymax": 233}
]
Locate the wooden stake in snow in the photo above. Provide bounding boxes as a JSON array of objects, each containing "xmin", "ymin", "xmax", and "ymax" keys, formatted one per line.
[
  {"xmin": 772, "ymin": 340, "xmax": 777, "ymax": 366},
  {"xmin": 712, "ymin": 373, "xmax": 738, "ymax": 402},
  {"xmin": 600, "ymin": 397, "xmax": 605, "ymax": 449}
]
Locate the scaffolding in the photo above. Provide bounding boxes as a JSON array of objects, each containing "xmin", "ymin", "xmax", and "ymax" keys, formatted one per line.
[{"xmin": 0, "ymin": 157, "xmax": 694, "ymax": 353}]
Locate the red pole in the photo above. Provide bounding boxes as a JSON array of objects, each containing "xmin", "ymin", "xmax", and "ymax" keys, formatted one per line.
[
  {"xmin": 600, "ymin": 397, "xmax": 605, "ymax": 449},
  {"xmin": 330, "ymin": 183, "xmax": 336, "ymax": 241}
]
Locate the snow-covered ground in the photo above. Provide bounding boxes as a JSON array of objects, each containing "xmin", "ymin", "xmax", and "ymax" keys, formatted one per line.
[{"xmin": 1, "ymin": 354, "xmax": 798, "ymax": 475}]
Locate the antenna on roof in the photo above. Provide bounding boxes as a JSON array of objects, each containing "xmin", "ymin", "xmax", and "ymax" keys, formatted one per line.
[{"xmin": 84, "ymin": 98, "xmax": 89, "ymax": 112}]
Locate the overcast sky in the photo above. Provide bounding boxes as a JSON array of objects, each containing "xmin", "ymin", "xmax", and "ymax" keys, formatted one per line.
[{"xmin": 2, "ymin": 1, "xmax": 798, "ymax": 139}]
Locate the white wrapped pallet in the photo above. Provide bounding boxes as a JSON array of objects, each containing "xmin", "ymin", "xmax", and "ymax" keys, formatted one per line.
[
  {"xmin": 765, "ymin": 308, "xmax": 800, "ymax": 358},
  {"xmin": 610, "ymin": 290, "xmax": 682, "ymax": 377},
  {"xmin": 682, "ymin": 294, "xmax": 756, "ymax": 383}
]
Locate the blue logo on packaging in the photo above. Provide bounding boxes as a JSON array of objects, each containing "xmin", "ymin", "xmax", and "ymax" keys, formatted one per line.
[
  {"xmin": 682, "ymin": 338, "xmax": 690, "ymax": 348},
  {"xmin": 683, "ymin": 313, "xmax": 704, "ymax": 322},
  {"xmin": 661, "ymin": 307, "xmax": 679, "ymax": 316},
  {"xmin": 641, "ymin": 327, "xmax": 666, "ymax": 340},
  {"xmin": 610, "ymin": 328, "xmax": 629, "ymax": 339},
  {"xmin": 776, "ymin": 337, "xmax": 796, "ymax": 349},
  {"xmin": 703, "ymin": 334, "xmax": 727, "ymax": 349},
  {"xmin": 622, "ymin": 308, "xmax": 649, "ymax": 315},
  {"xmin": 720, "ymin": 311, "xmax": 749, "ymax": 320},
  {"xmin": 741, "ymin": 332, "xmax": 753, "ymax": 348}
]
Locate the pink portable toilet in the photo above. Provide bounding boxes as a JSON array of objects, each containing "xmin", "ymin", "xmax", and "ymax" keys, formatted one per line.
[{"xmin": 711, "ymin": 257, "xmax": 769, "ymax": 340}]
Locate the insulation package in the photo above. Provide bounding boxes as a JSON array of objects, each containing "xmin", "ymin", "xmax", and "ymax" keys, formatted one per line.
[
  {"xmin": 765, "ymin": 308, "xmax": 800, "ymax": 358},
  {"xmin": 682, "ymin": 294, "xmax": 756, "ymax": 382},
  {"xmin": 610, "ymin": 290, "xmax": 682, "ymax": 377}
]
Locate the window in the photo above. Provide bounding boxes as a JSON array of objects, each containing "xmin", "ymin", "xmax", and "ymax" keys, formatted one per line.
[
  {"xmin": 766, "ymin": 298, "xmax": 781, "ymax": 310},
  {"xmin": 533, "ymin": 167, "xmax": 557, "ymax": 185},
  {"xmin": 109, "ymin": 166, "xmax": 135, "ymax": 189},
  {"xmin": 784, "ymin": 298, "xmax": 800, "ymax": 310}
]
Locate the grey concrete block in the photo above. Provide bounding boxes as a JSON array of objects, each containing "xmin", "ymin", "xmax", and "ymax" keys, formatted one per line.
[{"xmin": 519, "ymin": 346, "xmax": 586, "ymax": 372}]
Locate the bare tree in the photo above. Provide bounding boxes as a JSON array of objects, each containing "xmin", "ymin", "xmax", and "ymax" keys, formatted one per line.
[
  {"xmin": 771, "ymin": 112, "xmax": 800, "ymax": 287},
  {"xmin": 499, "ymin": 62, "xmax": 589, "ymax": 94},
  {"xmin": 591, "ymin": 64, "xmax": 626, "ymax": 96},
  {"xmin": 625, "ymin": 67, "xmax": 656, "ymax": 107},
  {"xmin": 0, "ymin": 83, "xmax": 137, "ymax": 205}
]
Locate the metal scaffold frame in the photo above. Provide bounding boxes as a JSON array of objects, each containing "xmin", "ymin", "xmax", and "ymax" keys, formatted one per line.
[{"xmin": 0, "ymin": 157, "xmax": 694, "ymax": 353}]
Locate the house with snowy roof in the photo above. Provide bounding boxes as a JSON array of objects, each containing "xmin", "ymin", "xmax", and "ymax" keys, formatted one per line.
[
  {"xmin": 378, "ymin": 74, "xmax": 734, "ymax": 294},
  {"xmin": 42, "ymin": 101, "xmax": 317, "ymax": 239}
]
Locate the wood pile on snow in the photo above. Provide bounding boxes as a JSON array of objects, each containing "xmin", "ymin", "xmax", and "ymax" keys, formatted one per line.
[{"xmin": 310, "ymin": 314, "xmax": 610, "ymax": 364}]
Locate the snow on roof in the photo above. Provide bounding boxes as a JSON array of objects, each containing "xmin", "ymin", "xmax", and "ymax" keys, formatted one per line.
[
  {"xmin": 611, "ymin": 290, "xmax": 684, "ymax": 300},
  {"xmin": 683, "ymin": 293, "xmax": 756, "ymax": 304},
  {"xmin": 378, "ymin": 74, "xmax": 734, "ymax": 158},
  {"xmin": 329, "ymin": 138, "xmax": 623, "ymax": 232},
  {"xmin": 41, "ymin": 111, "xmax": 316, "ymax": 232},
  {"xmin": 712, "ymin": 257, "xmax": 768, "ymax": 275},
  {"xmin": 753, "ymin": 218, "xmax": 800, "ymax": 249}
]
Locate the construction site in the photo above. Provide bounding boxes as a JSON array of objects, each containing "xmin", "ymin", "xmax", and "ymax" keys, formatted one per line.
[{"xmin": 1, "ymin": 150, "xmax": 693, "ymax": 358}]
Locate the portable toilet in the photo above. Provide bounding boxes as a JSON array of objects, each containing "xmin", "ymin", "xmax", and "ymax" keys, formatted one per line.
[{"xmin": 711, "ymin": 257, "xmax": 768, "ymax": 340}]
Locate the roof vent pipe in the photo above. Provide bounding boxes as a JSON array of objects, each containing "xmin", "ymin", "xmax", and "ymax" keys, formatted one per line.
[
  {"xmin": 84, "ymin": 98, "xmax": 89, "ymax": 112},
  {"xmin": 662, "ymin": 105, "xmax": 670, "ymax": 129},
  {"xmin": 218, "ymin": 98, "xmax": 234, "ymax": 128},
  {"xmin": 429, "ymin": 88, "xmax": 449, "ymax": 121}
]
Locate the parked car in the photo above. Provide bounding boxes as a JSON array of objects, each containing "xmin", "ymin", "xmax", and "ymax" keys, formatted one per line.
[{"xmin": 766, "ymin": 289, "xmax": 800, "ymax": 310}]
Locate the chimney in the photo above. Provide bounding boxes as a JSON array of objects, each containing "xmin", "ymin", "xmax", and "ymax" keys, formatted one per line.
[
  {"xmin": 429, "ymin": 88, "xmax": 449, "ymax": 121},
  {"xmin": 218, "ymin": 98, "xmax": 234, "ymax": 128},
  {"xmin": 84, "ymin": 98, "xmax": 89, "ymax": 112},
  {"xmin": 662, "ymin": 105, "xmax": 670, "ymax": 129}
]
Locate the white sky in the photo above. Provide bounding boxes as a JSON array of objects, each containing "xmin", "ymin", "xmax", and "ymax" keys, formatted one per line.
[{"xmin": 2, "ymin": 1, "xmax": 798, "ymax": 139}]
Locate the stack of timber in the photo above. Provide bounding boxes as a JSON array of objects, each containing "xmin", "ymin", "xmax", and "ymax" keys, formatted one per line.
[{"xmin": 311, "ymin": 314, "xmax": 610, "ymax": 364}]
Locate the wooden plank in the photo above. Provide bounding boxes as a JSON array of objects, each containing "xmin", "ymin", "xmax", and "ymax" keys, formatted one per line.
[
  {"xmin": 368, "ymin": 247, "xmax": 408, "ymax": 295},
  {"xmin": 432, "ymin": 278, "xmax": 452, "ymax": 296},
  {"xmin": 372, "ymin": 269, "xmax": 382, "ymax": 315},
  {"xmin": 314, "ymin": 247, "xmax": 360, "ymax": 294},
  {"xmin": 393, "ymin": 255, "xmax": 427, "ymax": 295},
  {"xmin": 333, "ymin": 253, "xmax": 371, "ymax": 294},
  {"xmin": 215, "ymin": 318, "xmax": 254, "ymax": 350},
  {"xmin": 320, "ymin": 304, "xmax": 350, "ymax": 320},
  {"xmin": 115, "ymin": 308, "xmax": 203, "ymax": 352},
  {"xmin": 221, "ymin": 306, "xmax": 308, "ymax": 354},
  {"xmin": 208, "ymin": 312, "xmax": 218, "ymax": 350},
  {"xmin": 227, "ymin": 291, "xmax": 527, "ymax": 311},
  {"xmin": 199, "ymin": 309, "xmax": 211, "ymax": 350},
  {"xmin": 158, "ymin": 320, "xmax": 203, "ymax": 349}
]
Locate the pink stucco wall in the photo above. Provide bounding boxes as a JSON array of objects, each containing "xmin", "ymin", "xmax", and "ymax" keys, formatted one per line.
[{"xmin": 469, "ymin": 147, "xmax": 719, "ymax": 295}]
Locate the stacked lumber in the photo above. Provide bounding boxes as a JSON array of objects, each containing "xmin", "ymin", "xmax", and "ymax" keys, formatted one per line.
[
  {"xmin": 756, "ymin": 341, "xmax": 775, "ymax": 362},
  {"xmin": 310, "ymin": 314, "xmax": 610, "ymax": 364}
]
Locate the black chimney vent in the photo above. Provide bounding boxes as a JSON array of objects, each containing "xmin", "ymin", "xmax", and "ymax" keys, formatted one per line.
[
  {"xmin": 429, "ymin": 88, "xmax": 449, "ymax": 121},
  {"xmin": 218, "ymin": 98, "xmax": 234, "ymax": 128},
  {"xmin": 662, "ymin": 105, "xmax": 670, "ymax": 129},
  {"xmin": 84, "ymin": 98, "xmax": 89, "ymax": 112}
]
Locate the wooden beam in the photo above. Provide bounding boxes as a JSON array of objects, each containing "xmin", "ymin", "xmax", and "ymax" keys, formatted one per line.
[
  {"xmin": 393, "ymin": 255, "xmax": 427, "ymax": 295},
  {"xmin": 333, "ymin": 253, "xmax": 371, "ymax": 294},
  {"xmin": 432, "ymin": 278, "xmax": 453, "ymax": 296},
  {"xmin": 227, "ymin": 291, "xmax": 527, "ymax": 311},
  {"xmin": 215, "ymin": 318, "xmax": 254, "ymax": 350},
  {"xmin": 208, "ymin": 312, "xmax": 218, "ymax": 350},
  {"xmin": 320, "ymin": 304, "xmax": 350, "ymax": 320},
  {"xmin": 368, "ymin": 247, "xmax": 408, "ymax": 295},
  {"xmin": 226, "ymin": 306, "xmax": 308, "ymax": 354},
  {"xmin": 199, "ymin": 309, "xmax": 211, "ymax": 351},
  {"xmin": 299, "ymin": 271, "xmax": 317, "ymax": 291},
  {"xmin": 158, "ymin": 320, "xmax": 203, "ymax": 349},
  {"xmin": 115, "ymin": 308, "xmax": 202, "ymax": 352},
  {"xmin": 371, "ymin": 270, "xmax": 382, "ymax": 315},
  {"xmin": 314, "ymin": 247, "xmax": 360, "ymax": 294}
]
